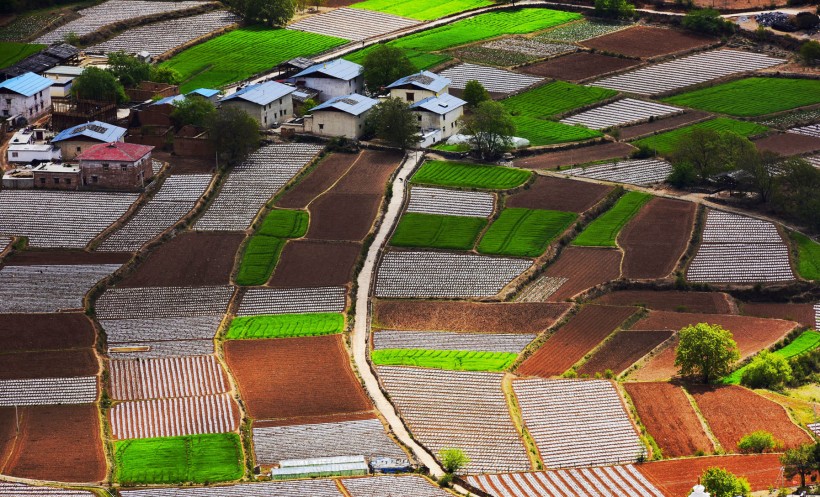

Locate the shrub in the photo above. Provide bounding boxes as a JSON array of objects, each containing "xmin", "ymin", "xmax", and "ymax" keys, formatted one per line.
[
  {"xmin": 682, "ymin": 8, "xmax": 733, "ymax": 35},
  {"xmin": 741, "ymin": 350, "xmax": 793, "ymax": 389},
  {"xmin": 738, "ymin": 430, "xmax": 781, "ymax": 453},
  {"xmin": 800, "ymin": 40, "xmax": 820, "ymax": 65},
  {"xmin": 794, "ymin": 12, "xmax": 820, "ymax": 30},
  {"xmin": 439, "ymin": 448, "xmax": 470, "ymax": 474},
  {"xmin": 594, "ymin": 0, "xmax": 635, "ymax": 19},
  {"xmin": 701, "ymin": 467, "xmax": 751, "ymax": 497}
]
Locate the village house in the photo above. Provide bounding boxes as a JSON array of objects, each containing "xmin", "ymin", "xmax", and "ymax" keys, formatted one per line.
[
  {"xmin": 410, "ymin": 92, "xmax": 466, "ymax": 143},
  {"xmin": 42, "ymin": 65, "xmax": 84, "ymax": 98},
  {"xmin": 220, "ymin": 80, "xmax": 295, "ymax": 128},
  {"xmin": 51, "ymin": 121, "xmax": 127, "ymax": 160},
  {"xmin": 0, "ymin": 72, "xmax": 54, "ymax": 122},
  {"xmin": 304, "ymin": 93, "xmax": 378, "ymax": 139},
  {"xmin": 291, "ymin": 59, "xmax": 364, "ymax": 101},
  {"xmin": 7, "ymin": 128, "xmax": 60, "ymax": 164},
  {"xmin": 387, "ymin": 71, "xmax": 450, "ymax": 104},
  {"xmin": 32, "ymin": 162, "xmax": 80, "ymax": 190},
  {"xmin": 77, "ymin": 141, "xmax": 154, "ymax": 191}
]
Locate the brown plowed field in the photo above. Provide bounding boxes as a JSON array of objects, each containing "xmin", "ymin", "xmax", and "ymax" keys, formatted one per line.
[
  {"xmin": 2, "ymin": 250, "xmax": 131, "ymax": 266},
  {"xmin": 373, "ymin": 300, "xmax": 571, "ymax": 333},
  {"xmin": 0, "ymin": 313, "xmax": 95, "ymax": 352},
  {"xmin": 506, "ymin": 175, "xmax": 612, "ymax": 213},
  {"xmin": 519, "ymin": 52, "xmax": 641, "ymax": 81},
  {"xmin": 517, "ymin": 304, "xmax": 637, "ymax": 377},
  {"xmin": 254, "ymin": 411, "xmax": 377, "ymax": 428},
  {"xmin": 578, "ymin": 330, "xmax": 673, "ymax": 376},
  {"xmin": 224, "ymin": 335, "xmax": 372, "ymax": 420},
  {"xmin": 154, "ymin": 151, "xmax": 215, "ymax": 175},
  {"xmin": 582, "ymin": 26, "xmax": 717, "ymax": 58},
  {"xmin": 624, "ymin": 382, "xmax": 714, "ymax": 457},
  {"xmin": 542, "ymin": 246, "xmax": 622, "ymax": 301},
  {"xmin": 688, "ymin": 385, "xmax": 813, "ymax": 451},
  {"xmin": 618, "ymin": 110, "xmax": 712, "ymax": 140},
  {"xmin": 638, "ymin": 454, "xmax": 791, "ymax": 496},
  {"xmin": 0, "ymin": 404, "xmax": 107, "ymax": 482},
  {"xmin": 514, "ymin": 142, "xmax": 635, "ymax": 169},
  {"xmin": 593, "ymin": 290, "xmax": 735, "ymax": 314},
  {"xmin": 755, "ymin": 132, "xmax": 820, "ymax": 156},
  {"xmin": 741, "ymin": 302, "xmax": 817, "ymax": 329},
  {"xmin": 270, "ymin": 240, "xmax": 361, "ymax": 288},
  {"xmin": 332, "ymin": 149, "xmax": 402, "ymax": 195},
  {"xmin": 306, "ymin": 193, "xmax": 382, "ymax": 241},
  {"xmin": 619, "ymin": 198, "xmax": 696, "ymax": 279},
  {"xmin": 276, "ymin": 152, "xmax": 358, "ymax": 209},
  {"xmin": 119, "ymin": 232, "xmax": 244, "ymax": 287},
  {"xmin": 0, "ymin": 349, "xmax": 98, "ymax": 380}
]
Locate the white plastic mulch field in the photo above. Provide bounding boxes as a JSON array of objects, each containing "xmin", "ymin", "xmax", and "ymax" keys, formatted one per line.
[
  {"xmin": 120, "ymin": 480, "xmax": 344, "ymax": 497},
  {"xmin": 96, "ymin": 286, "xmax": 234, "ymax": 319},
  {"xmin": 0, "ymin": 482, "xmax": 95, "ymax": 496},
  {"xmin": 0, "ymin": 264, "xmax": 120, "ymax": 313},
  {"xmin": 406, "ymin": 186, "xmax": 494, "ymax": 218},
  {"xmin": 342, "ymin": 476, "xmax": 453, "ymax": 496},
  {"xmin": 438, "ymin": 63, "xmax": 543, "ymax": 94},
  {"xmin": 110, "ymin": 355, "xmax": 228, "ymax": 400},
  {"xmin": 373, "ymin": 330, "xmax": 535, "ymax": 353},
  {"xmin": 0, "ymin": 376, "xmax": 98, "ymax": 406},
  {"xmin": 237, "ymin": 286, "xmax": 347, "ymax": 316},
  {"xmin": 560, "ymin": 98, "xmax": 682, "ymax": 130},
  {"xmin": 288, "ymin": 8, "xmax": 419, "ymax": 41},
  {"xmin": 563, "ymin": 158, "xmax": 673, "ymax": 186},
  {"xmin": 482, "ymin": 38, "xmax": 577, "ymax": 58},
  {"xmin": 109, "ymin": 393, "xmax": 239, "ymax": 439},
  {"xmin": 788, "ymin": 124, "xmax": 820, "ymax": 138}
]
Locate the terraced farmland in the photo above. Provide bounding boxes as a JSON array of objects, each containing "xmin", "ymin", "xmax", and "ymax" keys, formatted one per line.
[
  {"xmin": 390, "ymin": 213, "xmax": 487, "ymax": 250},
  {"xmin": 635, "ymin": 118, "xmax": 769, "ymax": 156},
  {"xmin": 97, "ymin": 286, "xmax": 234, "ymax": 320},
  {"xmin": 0, "ymin": 483, "xmax": 94, "ymax": 496},
  {"xmin": 371, "ymin": 349, "xmax": 517, "ymax": 371},
  {"xmin": 342, "ymin": 476, "xmax": 452, "ymax": 496},
  {"xmin": 406, "ymin": 187, "xmax": 494, "ymax": 217},
  {"xmin": 438, "ymin": 63, "xmax": 543, "ymax": 94},
  {"xmin": 110, "ymin": 356, "xmax": 228, "ymax": 400},
  {"xmin": 561, "ymin": 98, "xmax": 682, "ymax": 130},
  {"xmin": 468, "ymin": 465, "xmax": 664, "ymax": 496},
  {"xmin": 0, "ymin": 264, "xmax": 120, "ymax": 313},
  {"xmin": 226, "ymin": 313, "xmax": 345, "ymax": 339},
  {"xmin": 502, "ymin": 81, "xmax": 617, "ymax": 119},
  {"xmin": 450, "ymin": 39, "xmax": 576, "ymax": 67},
  {"xmin": 288, "ymin": 8, "xmax": 419, "ymax": 41},
  {"xmin": 110, "ymin": 393, "xmax": 239, "ymax": 439},
  {"xmin": 0, "ymin": 376, "xmax": 98, "ymax": 406},
  {"xmin": 572, "ymin": 191, "xmax": 652, "ymax": 247},
  {"xmin": 373, "ymin": 330, "xmax": 535, "ymax": 353},
  {"xmin": 411, "ymin": 160, "xmax": 531, "ymax": 189},
  {"xmin": 477, "ymin": 208, "xmax": 577, "ymax": 257},
  {"xmin": 564, "ymin": 159, "xmax": 673, "ymax": 186},
  {"xmin": 237, "ymin": 287, "xmax": 347, "ymax": 316},
  {"xmin": 0, "ymin": 42, "xmax": 44, "ymax": 68},
  {"xmin": 121, "ymin": 480, "xmax": 343, "ymax": 496},
  {"xmin": 537, "ymin": 19, "xmax": 632, "ymax": 42},
  {"xmin": 350, "ymin": 0, "xmax": 492, "ymax": 20}
]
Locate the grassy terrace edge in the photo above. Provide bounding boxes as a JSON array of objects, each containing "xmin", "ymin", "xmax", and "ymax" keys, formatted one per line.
[
  {"xmin": 371, "ymin": 349, "xmax": 518, "ymax": 371},
  {"xmin": 410, "ymin": 160, "xmax": 532, "ymax": 190},
  {"xmin": 572, "ymin": 191, "xmax": 652, "ymax": 247},
  {"xmin": 722, "ymin": 330, "xmax": 820, "ymax": 385},
  {"xmin": 226, "ymin": 313, "xmax": 346, "ymax": 339}
]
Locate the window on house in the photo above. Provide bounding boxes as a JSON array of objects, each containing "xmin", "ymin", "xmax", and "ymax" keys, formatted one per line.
[
  {"xmin": 4, "ymin": 99, "xmax": 10, "ymax": 105},
  {"xmin": 65, "ymin": 178, "xmax": 71, "ymax": 185},
  {"xmin": 2, "ymin": 110, "xmax": 8, "ymax": 117},
  {"xmin": 406, "ymin": 92, "xmax": 414, "ymax": 102},
  {"xmin": 121, "ymin": 165, "xmax": 127, "ymax": 171},
  {"xmin": 11, "ymin": 152, "xmax": 17, "ymax": 157},
  {"xmin": 279, "ymin": 98, "xmax": 282, "ymax": 104},
  {"xmin": 40, "ymin": 178, "xmax": 46, "ymax": 184},
  {"xmin": 91, "ymin": 176, "xmax": 98, "ymax": 183},
  {"xmin": 54, "ymin": 177, "xmax": 59, "ymax": 184},
  {"xmin": 103, "ymin": 164, "xmax": 109, "ymax": 171},
  {"xmin": 76, "ymin": 147, "xmax": 81, "ymax": 152},
  {"xmin": 417, "ymin": 115, "xmax": 421, "ymax": 121},
  {"xmin": 318, "ymin": 123, "xmax": 324, "ymax": 130}
]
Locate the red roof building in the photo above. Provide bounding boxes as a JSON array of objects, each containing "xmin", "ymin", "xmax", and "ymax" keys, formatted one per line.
[{"xmin": 77, "ymin": 141, "xmax": 154, "ymax": 191}]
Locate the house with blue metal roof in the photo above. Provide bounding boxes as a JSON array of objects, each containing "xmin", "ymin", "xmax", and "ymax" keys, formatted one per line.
[
  {"xmin": 291, "ymin": 59, "xmax": 364, "ymax": 102},
  {"xmin": 387, "ymin": 71, "xmax": 450, "ymax": 104},
  {"xmin": 220, "ymin": 80, "xmax": 296, "ymax": 128},
  {"xmin": 0, "ymin": 72, "xmax": 54, "ymax": 122},
  {"xmin": 410, "ymin": 93, "xmax": 466, "ymax": 141},
  {"xmin": 51, "ymin": 120, "xmax": 126, "ymax": 160},
  {"xmin": 305, "ymin": 93, "xmax": 378, "ymax": 139}
]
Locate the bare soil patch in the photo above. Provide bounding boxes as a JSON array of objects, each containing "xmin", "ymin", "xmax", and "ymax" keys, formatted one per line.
[
  {"xmin": 119, "ymin": 232, "xmax": 244, "ymax": 287},
  {"xmin": 618, "ymin": 110, "xmax": 712, "ymax": 140},
  {"xmin": 741, "ymin": 302, "xmax": 817, "ymax": 329},
  {"xmin": 270, "ymin": 240, "xmax": 362, "ymax": 288},
  {"xmin": 582, "ymin": 26, "xmax": 717, "ymax": 59},
  {"xmin": 518, "ymin": 52, "xmax": 641, "ymax": 81},
  {"xmin": 542, "ymin": 246, "xmax": 622, "ymax": 301},
  {"xmin": 276, "ymin": 152, "xmax": 358, "ymax": 209},
  {"xmin": 517, "ymin": 304, "xmax": 637, "ymax": 377},
  {"xmin": 0, "ymin": 349, "xmax": 98, "ymax": 380},
  {"xmin": 624, "ymin": 382, "xmax": 714, "ymax": 457},
  {"xmin": 332, "ymin": 149, "xmax": 402, "ymax": 195},
  {"xmin": 579, "ymin": 330, "xmax": 673, "ymax": 376},
  {"xmin": 3, "ymin": 250, "xmax": 131, "ymax": 266},
  {"xmin": 515, "ymin": 143, "xmax": 636, "ymax": 170},
  {"xmin": 688, "ymin": 385, "xmax": 813, "ymax": 451},
  {"xmin": 593, "ymin": 290, "xmax": 735, "ymax": 314},
  {"xmin": 619, "ymin": 197, "xmax": 696, "ymax": 279},
  {"xmin": 0, "ymin": 313, "xmax": 95, "ymax": 352},
  {"xmin": 224, "ymin": 336, "xmax": 372, "ymax": 420},
  {"xmin": 154, "ymin": 151, "xmax": 215, "ymax": 175},
  {"xmin": 306, "ymin": 193, "xmax": 383, "ymax": 241},
  {"xmin": 506, "ymin": 175, "xmax": 612, "ymax": 213},
  {"xmin": 754, "ymin": 132, "xmax": 820, "ymax": 156},
  {"xmin": 373, "ymin": 300, "xmax": 571, "ymax": 334}
]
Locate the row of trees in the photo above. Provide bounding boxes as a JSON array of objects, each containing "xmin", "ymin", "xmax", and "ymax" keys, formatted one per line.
[{"xmin": 71, "ymin": 51, "xmax": 181, "ymax": 104}]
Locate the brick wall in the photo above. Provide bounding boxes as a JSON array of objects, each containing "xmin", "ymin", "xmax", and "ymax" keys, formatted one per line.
[{"xmin": 80, "ymin": 154, "xmax": 153, "ymax": 191}]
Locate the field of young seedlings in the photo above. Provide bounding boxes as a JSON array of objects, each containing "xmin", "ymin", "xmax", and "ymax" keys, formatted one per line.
[
  {"xmin": 477, "ymin": 208, "xmax": 577, "ymax": 257},
  {"xmin": 411, "ymin": 161, "xmax": 531, "ymax": 189},
  {"xmin": 351, "ymin": 0, "xmax": 492, "ymax": 20},
  {"xmin": 635, "ymin": 118, "xmax": 769, "ymax": 156},
  {"xmin": 663, "ymin": 78, "xmax": 820, "ymax": 117}
]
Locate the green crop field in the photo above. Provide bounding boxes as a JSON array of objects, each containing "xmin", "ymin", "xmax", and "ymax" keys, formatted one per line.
[
  {"xmin": 634, "ymin": 118, "xmax": 769, "ymax": 156},
  {"xmin": 162, "ymin": 27, "xmax": 347, "ymax": 92},
  {"xmin": 502, "ymin": 81, "xmax": 617, "ymax": 118},
  {"xmin": 511, "ymin": 116, "xmax": 603, "ymax": 146},
  {"xmin": 257, "ymin": 209, "xmax": 308, "ymax": 238},
  {"xmin": 235, "ymin": 235, "xmax": 285, "ymax": 286},
  {"xmin": 390, "ymin": 212, "xmax": 487, "ymax": 250},
  {"xmin": 411, "ymin": 160, "xmax": 531, "ymax": 189},
  {"xmin": 344, "ymin": 45, "xmax": 451, "ymax": 71},
  {"xmin": 114, "ymin": 434, "xmax": 243, "ymax": 484},
  {"xmin": 351, "ymin": 0, "xmax": 493, "ymax": 20},
  {"xmin": 478, "ymin": 208, "xmax": 577, "ymax": 257},
  {"xmin": 791, "ymin": 231, "xmax": 820, "ymax": 281},
  {"xmin": 663, "ymin": 78, "xmax": 820, "ymax": 117},
  {"xmin": 0, "ymin": 42, "xmax": 44, "ymax": 69},
  {"xmin": 371, "ymin": 349, "xmax": 518, "ymax": 371},
  {"xmin": 226, "ymin": 313, "xmax": 345, "ymax": 339},
  {"xmin": 572, "ymin": 191, "xmax": 652, "ymax": 247},
  {"xmin": 723, "ymin": 331, "xmax": 820, "ymax": 385}
]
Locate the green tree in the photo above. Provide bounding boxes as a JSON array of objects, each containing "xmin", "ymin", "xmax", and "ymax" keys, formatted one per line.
[
  {"xmin": 671, "ymin": 129, "xmax": 757, "ymax": 185},
  {"xmin": 781, "ymin": 444, "xmax": 816, "ymax": 489},
  {"xmin": 71, "ymin": 66, "xmax": 128, "ymax": 104},
  {"xmin": 701, "ymin": 467, "xmax": 750, "ymax": 497},
  {"xmin": 149, "ymin": 66, "xmax": 181, "ymax": 85},
  {"xmin": 439, "ymin": 448, "xmax": 470, "ymax": 474},
  {"xmin": 365, "ymin": 97, "xmax": 420, "ymax": 149},
  {"xmin": 737, "ymin": 431, "xmax": 781, "ymax": 454},
  {"xmin": 458, "ymin": 100, "xmax": 516, "ymax": 160},
  {"xmin": 207, "ymin": 106, "xmax": 260, "ymax": 167},
  {"xmin": 800, "ymin": 40, "xmax": 820, "ymax": 66},
  {"xmin": 594, "ymin": 0, "xmax": 634, "ymax": 19},
  {"xmin": 740, "ymin": 350, "xmax": 793, "ymax": 389},
  {"xmin": 675, "ymin": 323, "xmax": 739, "ymax": 383},
  {"xmin": 225, "ymin": 0, "xmax": 295, "ymax": 26},
  {"xmin": 775, "ymin": 157, "xmax": 820, "ymax": 231},
  {"xmin": 362, "ymin": 44, "xmax": 416, "ymax": 92},
  {"xmin": 462, "ymin": 80, "xmax": 490, "ymax": 109},
  {"xmin": 738, "ymin": 150, "xmax": 781, "ymax": 204},
  {"xmin": 682, "ymin": 8, "xmax": 733, "ymax": 35},
  {"xmin": 107, "ymin": 51, "xmax": 151, "ymax": 88},
  {"xmin": 171, "ymin": 95, "xmax": 217, "ymax": 129}
]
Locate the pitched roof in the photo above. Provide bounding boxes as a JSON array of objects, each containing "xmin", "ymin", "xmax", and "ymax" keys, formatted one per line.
[
  {"xmin": 310, "ymin": 93, "xmax": 378, "ymax": 116},
  {"xmin": 293, "ymin": 59, "xmax": 363, "ymax": 81},
  {"xmin": 221, "ymin": 80, "xmax": 295, "ymax": 106},
  {"xmin": 0, "ymin": 72, "xmax": 53, "ymax": 97},
  {"xmin": 77, "ymin": 142, "xmax": 154, "ymax": 162},
  {"xmin": 151, "ymin": 94, "xmax": 186, "ymax": 106},
  {"xmin": 410, "ymin": 93, "xmax": 466, "ymax": 115},
  {"xmin": 51, "ymin": 121, "xmax": 127, "ymax": 143},
  {"xmin": 387, "ymin": 71, "xmax": 449, "ymax": 92},
  {"xmin": 189, "ymin": 88, "xmax": 220, "ymax": 98}
]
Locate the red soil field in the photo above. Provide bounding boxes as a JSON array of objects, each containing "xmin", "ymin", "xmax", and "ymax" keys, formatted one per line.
[
  {"xmin": 506, "ymin": 175, "xmax": 612, "ymax": 213},
  {"xmin": 754, "ymin": 132, "xmax": 820, "ymax": 156},
  {"xmin": 688, "ymin": 385, "xmax": 813, "ymax": 451},
  {"xmin": 594, "ymin": 290, "xmax": 735, "ymax": 314},
  {"xmin": 0, "ymin": 404, "xmax": 107, "ymax": 482},
  {"xmin": 0, "ymin": 313, "xmax": 95, "ymax": 352},
  {"xmin": 624, "ymin": 382, "xmax": 714, "ymax": 457},
  {"xmin": 619, "ymin": 197, "xmax": 696, "ymax": 279},
  {"xmin": 276, "ymin": 152, "xmax": 358, "ymax": 209},
  {"xmin": 514, "ymin": 142, "xmax": 635, "ymax": 169},
  {"xmin": 582, "ymin": 26, "xmax": 717, "ymax": 58},
  {"xmin": 638, "ymin": 454, "xmax": 793, "ymax": 496},
  {"xmin": 270, "ymin": 240, "xmax": 362, "ymax": 288},
  {"xmin": 331, "ymin": 149, "xmax": 402, "ymax": 195},
  {"xmin": 306, "ymin": 193, "xmax": 383, "ymax": 241},
  {"xmin": 254, "ymin": 411, "xmax": 377, "ymax": 428},
  {"xmin": 119, "ymin": 232, "xmax": 244, "ymax": 287},
  {"xmin": 373, "ymin": 300, "xmax": 571, "ymax": 333},
  {"xmin": 224, "ymin": 335, "xmax": 372, "ymax": 420},
  {"xmin": 2, "ymin": 250, "xmax": 130, "ymax": 266},
  {"xmin": 519, "ymin": 52, "xmax": 641, "ymax": 81},
  {"xmin": 741, "ymin": 302, "xmax": 817, "ymax": 329},
  {"xmin": 543, "ymin": 246, "xmax": 622, "ymax": 301},
  {"xmin": 0, "ymin": 409, "xmax": 16, "ymax": 473},
  {"xmin": 154, "ymin": 151, "xmax": 215, "ymax": 175},
  {"xmin": 578, "ymin": 330, "xmax": 673, "ymax": 376},
  {"xmin": 0, "ymin": 349, "xmax": 98, "ymax": 380},
  {"xmin": 618, "ymin": 111, "xmax": 712, "ymax": 141},
  {"xmin": 517, "ymin": 304, "xmax": 637, "ymax": 377}
]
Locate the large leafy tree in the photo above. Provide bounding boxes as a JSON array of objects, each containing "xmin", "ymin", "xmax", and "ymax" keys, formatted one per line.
[
  {"xmin": 225, "ymin": 0, "xmax": 295, "ymax": 27},
  {"xmin": 207, "ymin": 107, "xmax": 260, "ymax": 167},
  {"xmin": 700, "ymin": 467, "xmax": 750, "ymax": 497},
  {"xmin": 458, "ymin": 100, "xmax": 515, "ymax": 160},
  {"xmin": 670, "ymin": 129, "xmax": 757, "ymax": 185},
  {"xmin": 362, "ymin": 44, "xmax": 415, "ymax": 93},
  {"xmin": 366, "ymin": 97, "xmax": 419, "ymax": 149},
  {"xmin": 462, "ymin": 80, "xmax": 490, "ymax": 109},
  {"xmin": 675, "ymin": 323, "xmax": 739, "ymax": 383},
  {"xmin": 781, "ymin": 444, "xmax": 816, "ymax": 489},
  {"xmin": 681, "ymin": 8, "xmax": 733, "ymax": 35},
  {"xmin": 106, "ymin": 51, "xmax": 151, "ymax": 88},
  {"xmin": 740, "ymin": 350, "xmax": 792, "ymax": 389},
  {"xmin": 71, "ymin": 66, "xmax": 128, "ymax": 104},
  {"xmin": 775, "ymin": 157, "xmax": 820, "ymax": 231},
  {"xmin": 439, "ymin": 448, "xmax": 470, "ymax": 474},
  {"xmin": 171, "ymin": 95, "xmax": 217, "ymax": 129},
  {"xmin": 593, "ymin": 0, "xmax": 634, "ymax": 19}
]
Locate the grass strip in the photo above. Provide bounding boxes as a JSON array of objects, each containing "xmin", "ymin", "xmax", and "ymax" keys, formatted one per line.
[
  {"xmin": 235, "ymin": 235, "xmax": 285, "ymax": 286},
  {"xmin": 510, "ymin": 115, "xmax": 602, "ymax": 146},
  {"xmin": 572, "ymin": 191, "xmax": 652, "ymax": 247},
  {"xmin": 226, "ymin": 313, "xmax": 345, "ymax": 339},
  {"xmin": 371, "ymin": 349, "xmax": 518, "ymax": 371},
  {"xmin": 411, "ymin": 160, "xmax": 531, "ymax": 189},
  {"xmin": 663, "ymin": 78, "xmax": 820, "ymax": 117},
  {"xmin": 502, "ymin": 80, "xmax": 617, "ymax": 118},
  {"xmin": 350, "ymin": 0, "xmax": 493, "ymax": 20},
  {"xmin": 723, "ymin": 331, "xmax": 820, "ymax": 385},
  {"xmin": 478, "ymin": 208, "xmax": 577, "ymax": 257},
  {"xmin": 790, "ymin": 231, "xmax": 820, "ymax": 281},
  {"xmin": 257, "ymin": 209, "xmax": 308, "ymax": 238},
  {"xmin": 0, "ymin": 42, "xmax": 45, "ymax": 69},
  {"xmin": 633, "ymin": 118, "xmax": 769, "ymax": 156},
  {"xmin": 390, "ymin": 212, "xmax": 487, "ymax": 250}
]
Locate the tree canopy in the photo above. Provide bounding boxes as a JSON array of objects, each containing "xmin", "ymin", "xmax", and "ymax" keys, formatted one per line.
[
  {"xmin": 362, "ymin": 44, "xmax": 416, "ymax": 93},
  {"xmin": 675, "ymin": 323, "xmax": 739, "ymax": 383},
  {"xmin": 669, "ymin": 128, "xmax": 757, "ymax": 186},
  {"xmin": 700, "ymin": 467, "xmax": 750, "ymax": 497},
  {"xmin": 681, "ymin": 8, "xmax": 733, "ymax": 35},
  {"xmin": 737, "ymin": 430, "xmax": 780, "ymax": 454},
  {"xmin": 439, "ymin": 448, "xmax": 470, "ymax": 474},
  {"xmin": 740, "ymin": 350, "xmax": 792, "ymax": 389},
  {"xmin": 463, "ymin": 80, "xmax": 490, "ymax": 109},
  {"xmin": 458, "ymin": 100, "xmax": 516, "ymax": 160},
  {"xmin": 171, "ymin": 95, "xmax": 217, "ymax": 129},
  {"xmin": 208, "ymin": 106, "xmax": 260, "ymax": 167},
  {"xmin": 71, "ymin": 66, "xmax": 128, "ymax": 104},
  {"xmin": 106, "ymin": 51, "xmax": 181, "ymax": 88},
  {"xmin": 365, "ymin": 97, "xmax": 420, "ymax": 149},
  {"xmin": 781, "ymin": 444, "xmax": 816, "ymax": 489},
  {"xmin": 593, "ymin": 0, "xmax": 634, "ymax": 19},
  {"xmin": 224, "ymin": 0, "xmax": 295, "ymax": 27}
]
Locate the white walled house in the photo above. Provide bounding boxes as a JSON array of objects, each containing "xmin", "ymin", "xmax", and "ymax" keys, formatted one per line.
[
  {"xmin": 43, "ymin": 66, "xmax": 84, "ymax": 98},
  {"xmin": 7, "ymin": 128, "xmax": 60, "ymax": 163},
  {"xmin": 291, "ymin": 59, "xmax": 364, "ymax": 101},
  {"xmin": 387, "ymin": 71, "xmax": 449, "ymax": 104},
  {"xmin": 220, "ymin": 81, "xmax": 295, "ymax": 128},
  {"xmin": 304, "ymin": 93, "xmax": 378, "ymax": 139},
  {"xmin": 0, "ymin": 72, "xmax": 53, "ymax": 122},
  {"xmin": 411, "ymin": 93, "xmax": 466, "ymax": 141}
]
